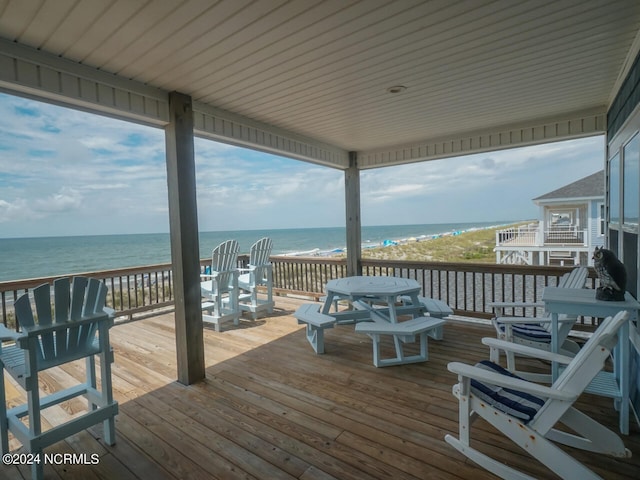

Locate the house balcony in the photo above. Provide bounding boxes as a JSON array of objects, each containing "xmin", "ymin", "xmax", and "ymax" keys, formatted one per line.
[
  {"xmin": 2, "ymin": 295, "xmax": 639, "ymax": 480},
  {"xmin": 496, "ymin": 223, "xmax": 588, "ymax": 247},
  {"xmin": 495, "ymin": 224, "xmax": 594, "ymax": 266}
]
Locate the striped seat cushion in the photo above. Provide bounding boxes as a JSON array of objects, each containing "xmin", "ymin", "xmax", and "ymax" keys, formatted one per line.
[
  {"xmin": 470, "ymin": 360, "xmax": 545, "ymax": 423},
  {"xmin": 497, "ymin": 321, "xmax": 551, "ymax": 343}
]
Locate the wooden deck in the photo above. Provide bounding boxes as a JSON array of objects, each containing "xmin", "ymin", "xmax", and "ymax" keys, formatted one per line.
[{"xmin": 3, "ymin": 296, "xmax": 640, "ymax": 479}]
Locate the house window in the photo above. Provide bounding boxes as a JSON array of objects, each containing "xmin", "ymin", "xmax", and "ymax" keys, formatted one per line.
[
  {"xmin": 623, "ymin": 133, "xmax": 640, "ymax": 226},
  {"xmin": 599, "ymin": 203, "xmax": 605, "ymax": 235},
  {"xmin": 610, "ymin": 152, "xmax": 620, "ymax": 224}
]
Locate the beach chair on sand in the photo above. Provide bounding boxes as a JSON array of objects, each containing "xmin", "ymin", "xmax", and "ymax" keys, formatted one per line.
[
  {"xmin": 238, "ymin": 237, "xmax": 275, "ymax": 320},
  {"xmin": 445, "ymin": 310, "xmax": 631, "ymax": 480},
  {"xmin": 201, "ymin": 239, "xmax": 241, "ymax": 331},
  {"xmin": 488, "ymin": 266, "xmax": 588, "ymax": 381},
  {"xmin": 0, "ymin": 277, "xmax": 118, "ymax": 480}
]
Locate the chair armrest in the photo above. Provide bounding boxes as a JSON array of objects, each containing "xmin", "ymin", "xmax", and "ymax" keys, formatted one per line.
[
  {"xmin": 447, "ymin": 361, "xmax": 574, "ymax": 401},
  {"xmin": 0, "ymin": 324, "xmax": 21, "ymax": 341},
  {"xmin": 21, "ymin": 312, "xmax": 110, "ymax": 338},
  {"xmin": 494, "ymin": 315, "xmax": 575, "ymax": 325},
  {"xmin": 481, "ymin": 337, "xmax": 575, "ymax": 364},
  {"xmin": 201, "ymin": 269, "xmax": 239, "ymax": 280}
]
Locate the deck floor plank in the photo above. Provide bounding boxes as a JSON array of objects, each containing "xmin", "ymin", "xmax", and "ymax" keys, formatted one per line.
[{"xmin": 2, "ymin": 296, "xmax": 640, "ymax": 479}]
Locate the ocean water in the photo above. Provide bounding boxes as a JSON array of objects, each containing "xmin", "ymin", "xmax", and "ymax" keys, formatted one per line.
[{"xmin": 0, "ymin": 221, "xmax": 510, "ymax": 282}]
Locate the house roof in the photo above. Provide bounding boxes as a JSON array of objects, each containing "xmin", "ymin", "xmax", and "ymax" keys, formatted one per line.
[
  {"xmin": 1, "ymin": 1, "xmax": 640, "ymax": 169},
  {"xmin": 533, "ymin": 170, "xmax": 604, "ymax": 202}
]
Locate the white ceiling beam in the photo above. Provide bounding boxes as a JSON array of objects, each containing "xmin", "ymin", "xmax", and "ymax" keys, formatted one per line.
[
  {"xmin": 193, "ymin": 101, "xmax": 350, "ymax": 169},
  {"xmin": 357, "ymin": 109, "xmax": 606, "ymax": 169},
  {"xmin": 0, "ymin": 38, "xmax": 169, "ymax": 127}
]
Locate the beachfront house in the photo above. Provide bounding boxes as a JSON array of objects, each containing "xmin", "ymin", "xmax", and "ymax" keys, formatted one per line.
[
  {"xmin": 495, "ymin": 171, "xmax": 605, "ymax": 266},
  {"xmin": 2, "ymin": 2, "xmax": 640, "ymax": 478}
]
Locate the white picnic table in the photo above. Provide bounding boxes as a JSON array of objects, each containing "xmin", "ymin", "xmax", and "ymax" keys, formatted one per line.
[
  {"xmin": 312, "ymin": 276, "xmax": 447, "ymax": 367},
  {"xmin": 321, "ymin": 276, "xmax": 426, "ymax": 323}
]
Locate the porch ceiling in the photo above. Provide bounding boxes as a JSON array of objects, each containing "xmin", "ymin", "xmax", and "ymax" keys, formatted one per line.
[{"xmin": 1, "ymin": 0, "xmax": 640, "ymax": 169}]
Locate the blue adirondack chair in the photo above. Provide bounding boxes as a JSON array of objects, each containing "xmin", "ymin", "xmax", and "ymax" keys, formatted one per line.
[
  {"xmin": 238, "ymin": 237, "xmax": 275, "ymax": 320},
  {"xmin": 200, "ymin": 239, "xmax": 241, "ymax": 331},
  {"xmin": 0, "ymin": 276, "xmax": 118, "ymax": 480}
]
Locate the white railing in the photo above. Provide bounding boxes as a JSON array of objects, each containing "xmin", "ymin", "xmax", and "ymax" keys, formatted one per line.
[
  {"xmin": 496, "ymin": 224, "xmax": 587, "ymax": 246},
  {"xmin": 2, "ymin": 258, "xmax": 601, "ymax": 329},
  {"xmin": 496, "ymin": 223, "xmax": 539, "ymax": 245},
  {"xmin": 544, "ymin": 225, "xmax": 587, "ymax": 244}
]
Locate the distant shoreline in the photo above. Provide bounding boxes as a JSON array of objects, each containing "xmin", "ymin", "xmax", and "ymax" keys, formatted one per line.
[{"xmin": 276, "ymin": 221, "xmax": 523, "ymax": 258}]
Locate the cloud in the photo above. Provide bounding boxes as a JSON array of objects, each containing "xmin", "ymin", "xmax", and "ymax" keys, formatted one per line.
[
  {"xmin": 0, "ymin": 198, "xmax": 28, "ymax": 222},
  {"xmin": 33, "ymin": 187, "xmax": 83, "ymax": 213}
]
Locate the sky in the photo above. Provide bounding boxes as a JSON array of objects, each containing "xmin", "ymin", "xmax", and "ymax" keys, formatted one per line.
[{"xmin": 0, "ymin": 92, "xmax": 605, "ymax": 238}]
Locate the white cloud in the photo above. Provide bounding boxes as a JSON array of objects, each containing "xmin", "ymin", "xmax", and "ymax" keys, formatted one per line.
[
  {"xmin": 33, "ymin": 187, "xmax": 83, "ymax": 213},
  {"xmin": 0, "ymin": 198, "xmax": 29, "ymax": 223}
]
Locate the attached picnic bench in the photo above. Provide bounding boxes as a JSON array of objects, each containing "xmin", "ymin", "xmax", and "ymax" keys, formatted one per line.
[
  {"xmin": 294, "ymin": 303, "xmax": 336, "ymax": 354},
  {"xmin": 355, "ymin": 316, "xmax": 446, "ymax": 367},
  {"xmin": 401, "ymin": 295, "xmax": 453, "ymax": 340}
]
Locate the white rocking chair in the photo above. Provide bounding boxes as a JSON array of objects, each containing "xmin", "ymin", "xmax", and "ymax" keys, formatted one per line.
[
  {"xmin": 445, "ymin": 310, "xmax": 631, "ymax": 480},
  {"xmin": 200, "ymin": 239, "xmax": 240, "ymax": 331},
  {"xmin": 238, "ymin": 237, "xmax": 274, "ymax": 320},
  {"xmin": 488, "ymin": 266, "xmax": 588, "ymax": 381},
  {"xmin": 0, "ymin": 277, "xmax": 118, "ymax": 480}
]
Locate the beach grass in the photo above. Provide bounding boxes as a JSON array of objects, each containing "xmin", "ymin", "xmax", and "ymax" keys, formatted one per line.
[{"xmin": 359, "ymin": 221, "xmax": 530, "ymax": 263}]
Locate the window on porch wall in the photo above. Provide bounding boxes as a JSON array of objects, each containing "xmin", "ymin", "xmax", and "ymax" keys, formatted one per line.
[
  {"xmin": 622, "ymin": 134, "xmax": 639, "ymax": 298},
  {"xmin": 623, "ymin": 133, "xmax": 639, "ymax": 226},
  {"xmin": 608, "ymin": 130, "xmax": 639, "ymax": 298},
  {"xmin": 599, "ymin": 203, "xmax": 605, "ymax": 236}
]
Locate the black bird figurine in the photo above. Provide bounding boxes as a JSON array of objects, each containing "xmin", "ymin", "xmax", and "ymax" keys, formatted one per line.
[{"xmin": 592, "ymin": 246, "xmax": 627, "ymax": 301}]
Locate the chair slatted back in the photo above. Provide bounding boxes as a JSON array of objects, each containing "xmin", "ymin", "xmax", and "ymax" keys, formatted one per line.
[
  {"xmin": 559, "ymin": 266, "xmax": 588, "ymax": 289},
  {"xmin": 250, "ymin": 237, "xmax": 273, "ymax": 266},
  {"xmin": 13, "ymin": 277, "xmax": 109, "ymax": 370},
  {"xmin": 210, "ymin": 240, "xmax": 240, "ymax": 294},
  {"xmin": 249, "ymin": 237, "xmax": 273, "ymax": 284}
]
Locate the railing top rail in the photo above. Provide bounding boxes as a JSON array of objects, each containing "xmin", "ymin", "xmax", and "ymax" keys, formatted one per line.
[
  {"xmin": 269, "ymin": 255, "xmax": 345, "ymax": 265},
  {"xmin": 0, "ymin": 263, "xmax": 174, "ymax": 290},
  {"xmin": 360, "ymin": 258, "xmax": 596, "ymax": 276}
]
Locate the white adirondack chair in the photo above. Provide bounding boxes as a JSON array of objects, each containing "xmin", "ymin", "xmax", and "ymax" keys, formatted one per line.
[
  {"xmin": 0, "ymin": 277, "xmax": 118, "ymax": 480},
  {"xmin": 238, "ymin": 237, "xmax": 274, "ymax": 320},
  {"xmin": 445, "ymin": 310, "xmax": 631, "ymax": 480},
  {"xmin": 489, "ymin": 266, "xmax": 588, "ymax": 380},
  {"xmin": 200, "ymin": 239, "xmax": 240, "ymax": 331}
]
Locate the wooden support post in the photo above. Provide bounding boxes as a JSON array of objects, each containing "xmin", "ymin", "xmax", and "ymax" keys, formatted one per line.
[
  {"xmin": 165, "ymin": 91, "xmax": 205, "ymax": 385},
  {"xmin": 345, "ymin": 151, "xmax": 362, "ymax": 277}
]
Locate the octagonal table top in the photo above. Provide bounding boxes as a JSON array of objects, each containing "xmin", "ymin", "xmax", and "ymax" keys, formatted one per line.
[{"xmin": 325, "ymin": 276, "xmax": 420, "ymax": 297}]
